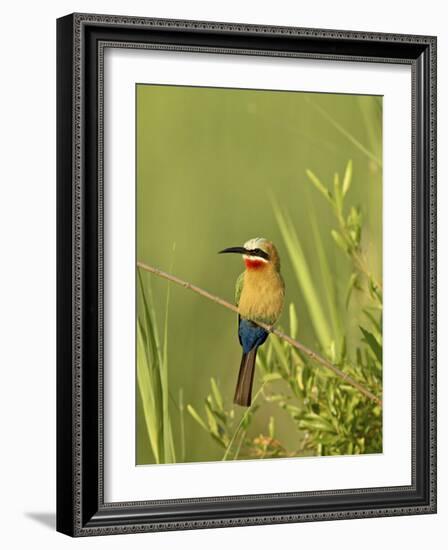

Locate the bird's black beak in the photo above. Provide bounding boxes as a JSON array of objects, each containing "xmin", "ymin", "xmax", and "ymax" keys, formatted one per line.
[{"xmin": 218, "ymin": 246, "xmax": 247, "ymax": 255}]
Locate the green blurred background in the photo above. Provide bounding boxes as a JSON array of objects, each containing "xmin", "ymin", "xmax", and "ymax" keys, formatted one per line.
[{"xmin": 136, "ymin": 84, "xmax": 382, "ymax": 464}]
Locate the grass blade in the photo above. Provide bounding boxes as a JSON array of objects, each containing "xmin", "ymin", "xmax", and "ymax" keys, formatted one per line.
[
  {"xmin": 289, "ymin": 303, "xmax": 299, "ymax": 340},
  {"xmin": 187, "ymin": 404, "xmax": 209, "ymax": 432},
  {"xmin": 178, "ymin": 388, "xmax": 186, "ymax": 463},
  {"xmin": 272, "ymin": 199, "xmax": 332, "ymax": 350},
  {"xmin": 136, "ymin": 320, "xmax": 163, "ymax": 463},
  {"xmin": 161, "ymin": 279, "xmax": 176, "ymax": 463},
  {"xmin": 210, "ymin": 378, "xmax": 224, "ymax": 411},
  {"xmin": 222, "ymin": 384, "xmax": 265, "ymax": 461},
  {"xmin": 360, "ymin": 326, "xmax": 382, "ymax": 363},
  {"xmin": 137, "ymin": 271, "xmax": 165, "ymax": 463},
  {"xmin": 305, "ymin": 169, "xmax": 333, "ymax": 203},
  {"xmin": 308, "ymin": 202, "xmax": 343, "ymax": 348},
  {"xmin": 342, "ymin": 160, "xmax": 353, "ymax": 197},
  {"xmin": 306, "ymin": 97, "xmax": 382, "ymax": 168}
]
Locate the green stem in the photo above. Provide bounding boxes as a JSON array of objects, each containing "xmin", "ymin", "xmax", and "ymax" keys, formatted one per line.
[
  {"xmin": 232, "ymin": 430, "xmax": 246, "ymax": 461},
  {"xmin": 178, "ymin": 388, "xmax": 186, "ymax": 463},
  {"xmin": 222, "ymin": 384, "xmax": 265, "ymax": 461}
]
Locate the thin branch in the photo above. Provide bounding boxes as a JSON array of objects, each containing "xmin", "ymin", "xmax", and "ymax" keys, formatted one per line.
[{"xmin": 137, "ymin": 261, "xmax": 382, "ymax": 407}]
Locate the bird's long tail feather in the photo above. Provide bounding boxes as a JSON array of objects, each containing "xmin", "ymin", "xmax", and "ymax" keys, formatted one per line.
[{"xmin": 234, "ymin": 347, "xmax": 258, "ymax": 407}]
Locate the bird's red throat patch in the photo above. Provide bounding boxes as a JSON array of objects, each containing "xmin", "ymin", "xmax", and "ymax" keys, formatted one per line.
[{"xmin": 244, "ymin": 258, "xmax": 267, "ymax": 270}]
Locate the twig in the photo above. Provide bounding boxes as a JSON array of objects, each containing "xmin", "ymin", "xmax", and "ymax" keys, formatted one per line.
[{"xmin": 137, "ymin": 261, "xmax": 382, "ymax": 406}]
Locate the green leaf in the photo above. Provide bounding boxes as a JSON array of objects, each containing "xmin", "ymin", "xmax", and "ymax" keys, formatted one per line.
[
  {"xmin": 268, "ymin": 416, "xmax": 275, "ymax": 439},
  {"xmin": 178, "ymin": 388, "xmax": 186, "ymax": 463},
  {"xmin": 334, "ymin": 172, "xmax": 343, "ymax": 214},
  {"xmin": 137, "ymin": 271, "xmax": 165, "ymax": 463},
  {"xmin": 137, "ymin": 269, "xmax": 162, "ymax": 367},
  {"xmin": 270, "ymin": 336, "xmax": 291, "ymax": 377},
  {"xmin": 356, "ymin": 347, "xmax": 363, "ymax": 367},
  {"xmin": 210, "ymin": 377, "xmax": 223, "ymax": 411},
  {"xmin": 342, "ymin": 160, "xmax": 353, "ymax": 196},
  {"xmin": 345, "ymin": 272, "xmax": 359, "ymax": 309},
  {"xmin": 306, "ymin": 169, "xmax": 333, "ymax": 203},
  {"xmin": 262, "ymin": 372, "xmax": 282, "ymax": 383},
  {"xmin": 187, "ymin": 404, "xmax": 208, "ymax": 432},
  {"xmin": 137, "ymin": 320, "xmax": 163, "ymax": 464},
  {"xmin": 161, "ymin": 278, "xmax": 176, "ymax": 463},
  {"xmin": 289, "ymin": 303, "xmax": 299, "ymax": 340},
  {"xmin": 340, "ymin": 336, "xmax": 347, "ymax": 362},
  {"xmin": 347, "ymin": 207, "xmax": 362, "ymax": 246},
  {"xmin": 362, "ymin": 309, "xmax": 382, "ymax": 337},
  {"xmin": 360, "ymin": 326, "xmax": 383, "ymax": 363},
  {"xmin": 205, "ymin": 398, "xmax": 219, "ymax": 435},
  {"xmin": 329, "ymin": 340, "xmax": 336, "ymax": 363},
  {"xmin": 331, "ymin": 229, "xmax": 349, "ymax": 254},
  {"xmin": 299, "ymin": 413, "xmax": 336, "ymax": 433},
  {"xmin": 210, "ymin": 432, "xmax": 227, "ymax": 448}
]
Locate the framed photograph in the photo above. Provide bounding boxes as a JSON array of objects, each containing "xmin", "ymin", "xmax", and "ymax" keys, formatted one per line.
[{"xmin": 56, "ymin": 13, "xmax": 437, "ymax": 536}]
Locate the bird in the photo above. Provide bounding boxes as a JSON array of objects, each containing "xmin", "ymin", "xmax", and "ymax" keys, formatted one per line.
[{"xmin": 219, "ymin": 237, "xmax": 285, "ymax": 407}]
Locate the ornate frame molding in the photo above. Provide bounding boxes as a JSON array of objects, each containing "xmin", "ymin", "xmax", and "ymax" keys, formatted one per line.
[{"xmin": 57, "ymin": 13, "xmax": 437, "ymax": 537}]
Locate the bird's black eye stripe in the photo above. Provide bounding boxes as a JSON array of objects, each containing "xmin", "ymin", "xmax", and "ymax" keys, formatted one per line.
[{"xmin": 250, "ymin": 248, "xmax": 269, "ymax": 260}]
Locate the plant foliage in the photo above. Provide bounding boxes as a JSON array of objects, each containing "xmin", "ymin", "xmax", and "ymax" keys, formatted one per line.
[{"xmin": 188, "ymin": 160, "xmax": 383, "ymax": 459}]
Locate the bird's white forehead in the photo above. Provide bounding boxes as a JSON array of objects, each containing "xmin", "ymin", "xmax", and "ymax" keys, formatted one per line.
[{"xmin": 244, "ymin": 237, "xmax": 268, "ymax": 250}]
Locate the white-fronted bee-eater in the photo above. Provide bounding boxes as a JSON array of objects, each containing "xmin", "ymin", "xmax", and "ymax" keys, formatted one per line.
[{"xmin": 219, "ymin": 238, "xmax": 285, "ymax": 407}]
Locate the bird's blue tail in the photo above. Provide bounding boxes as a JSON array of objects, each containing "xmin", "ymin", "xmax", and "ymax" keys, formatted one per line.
[{"xmin": 234, "ymin": 319, "xmax": 269, "ymax": 406}]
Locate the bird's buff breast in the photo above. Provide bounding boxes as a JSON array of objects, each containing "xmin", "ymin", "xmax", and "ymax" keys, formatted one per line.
[{"xmin": 238, "ymin": 269, "xmax": 284, "ymax": 324}]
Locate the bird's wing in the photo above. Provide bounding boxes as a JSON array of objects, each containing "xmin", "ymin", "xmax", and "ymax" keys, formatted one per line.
[
  {"xmin": 235, "ymin": 272, "xmax": 245, "ymax": 346},
  {"xmin": 235, "ymin": 272, "xmax": 245, "ymax": 306}
]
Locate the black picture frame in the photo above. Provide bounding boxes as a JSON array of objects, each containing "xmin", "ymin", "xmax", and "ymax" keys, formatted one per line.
[{"xmin": 56, "ymin": 13, "xmax": 437, "ymax": 537}]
